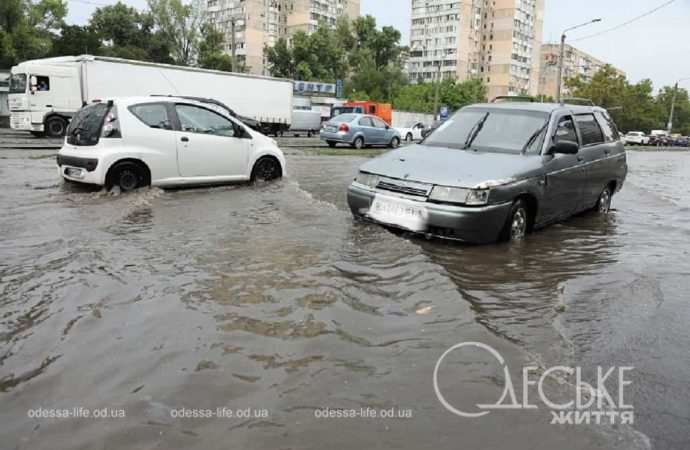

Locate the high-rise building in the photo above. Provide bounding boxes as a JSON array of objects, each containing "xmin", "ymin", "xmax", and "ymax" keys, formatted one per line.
[
  {"xmin": 538, "ymin": 44, "xmax": 626, "ymax": 99},
  {"xmin": 407, "ymin": 0, "xmax": 544, "ymax": 100},
  {"xmin": 205, "ymin": 0, "xmax": 360, "ymax": 76}
]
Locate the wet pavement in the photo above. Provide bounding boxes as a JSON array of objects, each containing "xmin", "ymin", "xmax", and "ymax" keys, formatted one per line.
[{"xmin": 0, "ymin": 143, "xmax": 689, "ymax": 450}]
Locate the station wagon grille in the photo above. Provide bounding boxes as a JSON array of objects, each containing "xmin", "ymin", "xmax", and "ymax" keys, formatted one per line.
[{"xmin": 376, "ymin": 177, "xmax": 432, "ymax": 197}]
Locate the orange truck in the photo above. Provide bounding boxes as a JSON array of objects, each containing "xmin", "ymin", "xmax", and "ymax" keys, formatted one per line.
[{"xmin": 330, "ymin": 101, "xmax": 392, "ymax": 125}]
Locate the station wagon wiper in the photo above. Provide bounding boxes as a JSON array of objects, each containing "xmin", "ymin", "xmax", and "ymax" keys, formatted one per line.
[
  {"xmin": 463, "ymin": 112, "xmax": 490, "ymax": 150},
  {"xmin": 521, "ymin": 121, "xmax": 549, "ymax": 154}
]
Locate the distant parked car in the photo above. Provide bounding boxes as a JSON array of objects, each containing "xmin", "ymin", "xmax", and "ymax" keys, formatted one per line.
[
  {"xmin": 649, "ymin": 135, "xmax": 672, "ymax": 146},
  {"xmin": 347, "ymin": 102, "xmax": 627, "ymax": 244},
  {"xmin": 396, "ymin": 121, "xmax": 427, "ymax": 142},
  {"xmin": 320, "ymin": 113, "xmax": 401, "ymax": 149},
  {"xmin": 624, "ymin": 131, "xmax": 649, "ymax": 145},
  {"xmin": 672, "ymin": 136, "xmax": 689, "ymax": 147},
  {"xmin": 57, "ymin": 96, "xmax": 286, "ymax": 191}
]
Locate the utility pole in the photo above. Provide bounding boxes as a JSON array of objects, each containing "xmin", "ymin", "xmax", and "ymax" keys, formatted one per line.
[
  {"xmin": 556, "ymin": 18, "xmax": 602, "ymax": 104},
  {"xmin": 667, "ymin": 78, "xmax": 690, "ymax": 134},
  {"xmin": 230, "ymin": 17, "xmax": 237, "ymax": 73},
  {"xmin": 556, "ymin": 33, "xmax": 566, "ymax": 104},
  {"xmin": 433, "ymin": 62, "xmax": 442, "ymax": 120}
]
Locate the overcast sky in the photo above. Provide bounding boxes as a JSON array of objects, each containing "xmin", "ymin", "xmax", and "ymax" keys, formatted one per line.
[{"xmin": 65, "ymin": 0, "xmax": 690, "ymax": 90}]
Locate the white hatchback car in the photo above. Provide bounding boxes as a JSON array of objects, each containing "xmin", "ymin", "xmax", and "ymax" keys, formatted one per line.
[{"xmin": 57, "ymin": 97, "xmax": 286, "ymax": 191}]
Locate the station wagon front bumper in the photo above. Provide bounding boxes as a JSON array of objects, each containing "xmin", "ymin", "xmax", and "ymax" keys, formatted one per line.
[{"xmin": 347, "ymin": 183, "xmax": 513, "ymax": 244}]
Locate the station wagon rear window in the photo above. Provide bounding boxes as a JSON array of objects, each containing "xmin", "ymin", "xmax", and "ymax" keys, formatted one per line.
[{"xmin": 424, "ymin": 108, "xmax": 549, "ymax": 154}]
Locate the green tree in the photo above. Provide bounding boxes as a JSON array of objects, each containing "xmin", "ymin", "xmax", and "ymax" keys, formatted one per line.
[
  {"xmin": 0, "ymin": 0, "xmax": 67, "ymax": 66},
  {"xmin": 393, "ymin": 78, "xmax": 487, "ymax": 113},
  {"xmin": 197, "ymin": 22, "xmax": 234, "ymax": 71},
  {"xmin": 147, "ymin": 0, "xmax": 204, "ymax": 66},
  {"xmin": 657, "ymin": 86, "xmax": 690, "ymax": 135},
  {"xmin": 50, "ymin": 24, "xmax": 102, "ymax": 56},
  {"xmin": 264, "ymin": 38, "xmax": 294, "ymax": 78}
]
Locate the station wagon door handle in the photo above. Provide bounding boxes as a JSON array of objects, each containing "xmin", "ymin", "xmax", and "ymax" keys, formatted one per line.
[{"xmin": 181, "ymin": 136, "xmax": 189, "ymax": 142}]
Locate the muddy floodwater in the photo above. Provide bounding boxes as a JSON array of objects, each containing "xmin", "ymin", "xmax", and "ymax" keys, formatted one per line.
[{"xmin": 1, "ymin": 147, "xmax": 689, "ymax": 450}]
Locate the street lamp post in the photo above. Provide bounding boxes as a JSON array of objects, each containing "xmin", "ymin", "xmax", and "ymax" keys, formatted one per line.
[
  {"xmin": 556, "ymin": 18, "xmax": 602, "ymax": 103},
  {"xmin": 667, "ymin": 78, "xmax": 690, "ymax": 134}
]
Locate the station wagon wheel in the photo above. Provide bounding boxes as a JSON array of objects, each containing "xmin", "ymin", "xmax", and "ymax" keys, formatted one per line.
[
  {"xmin": 352, "ymin": 136, "xmax": 364, "ymax": 149},
  {"xmin": 596, "ymin": 187, "xmax": 612, "ymax": 214},
  {"xmin": 251, "ymin": 156, "xmax": 282, "ymax": 182},
  {"xmin": 390, "ymin": 136, "xmax": 400, "ymax": 149},
  {"xmin": 501, "ymin": 199, "xmax": 529, "ymax": 242}
]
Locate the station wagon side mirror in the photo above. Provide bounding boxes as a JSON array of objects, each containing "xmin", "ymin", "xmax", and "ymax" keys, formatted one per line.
[{"xmin": 551, "ymin": 140, "xmax": 579, "ymax": 155}]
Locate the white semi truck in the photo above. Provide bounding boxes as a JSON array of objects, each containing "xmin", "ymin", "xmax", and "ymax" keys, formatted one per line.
[{"xmin": 8, "ymin": 55, "xmax": 293, "ymax": 137}]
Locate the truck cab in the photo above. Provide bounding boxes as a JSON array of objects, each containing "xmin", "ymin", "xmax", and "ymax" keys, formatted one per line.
[
  {"xmin": 9, "ymin": 61, "xmax": 81, "ymax": 137},
  {"xmin": 331, "ymin": 101, "xmax": 392, "ymax": 126}
]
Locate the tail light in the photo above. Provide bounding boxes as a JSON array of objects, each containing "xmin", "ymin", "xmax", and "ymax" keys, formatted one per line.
[
  {"xmin": 101, "ymin": 103, "xmax": 121, "ymax": 138},
  {"xmin": 339, "ymin": 123, "xmax": 349, "ymax": 132}
]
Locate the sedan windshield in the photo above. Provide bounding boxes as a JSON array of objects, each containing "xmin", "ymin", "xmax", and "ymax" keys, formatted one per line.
[
  {"xmin": 424, "ymin": 108, "xmax": 550, "ymax": 153},
  {"xmin": 9, "ymin": 74, "xmax": 27, "ymax": 94}
]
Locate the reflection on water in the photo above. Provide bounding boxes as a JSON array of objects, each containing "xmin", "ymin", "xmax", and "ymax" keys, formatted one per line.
[{"xmin": 0, "ymin": 150, "xmax": 687, "ymax": 449}]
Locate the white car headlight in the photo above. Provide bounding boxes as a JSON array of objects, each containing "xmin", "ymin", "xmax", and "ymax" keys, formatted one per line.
[
  {"xmin": 429, "ymin": 186, "xmax": 490, "ymax": 206},
  {"xmin": 354, "ymin": 172, "xmax": 380, "ymax": 189}
]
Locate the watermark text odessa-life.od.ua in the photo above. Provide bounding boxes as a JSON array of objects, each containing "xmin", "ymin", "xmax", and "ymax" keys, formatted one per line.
[{"xmin": 433, "ymin": 342, "xmax": 635, "ymax": 425}]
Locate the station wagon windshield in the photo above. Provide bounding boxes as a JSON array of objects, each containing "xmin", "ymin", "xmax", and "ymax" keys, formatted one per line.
[
  {"xmin": 424, "ymin": 108, "xmax": 550, "ymax": 153},
  {"xmin": 9, "ymin": 73, "xmax": 27, "ymax": 94}
]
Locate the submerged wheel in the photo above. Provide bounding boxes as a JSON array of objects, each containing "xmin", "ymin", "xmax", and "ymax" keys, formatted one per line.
[
  {"xmin": 352, "ymin": 136, "xmax": 364, "ymax": 149},
  {"xmin": 327, "ymin": 140, "xmax": 337, "ymax": 148},
  {"xmin": 251, "ymin": 156, "xmax": 282, "ymax": 182},
  {"xmin": 389, "ymin": 136, "xmax": 401, "ymax": 148},
  {"xmin": 500, "ymin": 199, "xmax": 529, "ymax": 242},
  {"xmin": 595, "ymin": 186, "xmax": 612, "ymax": 214},
  {"xmin": 45, "ymin": 116, "xmax": 67, "ymax": 138},
  {"xmin": 406, "ymin": 133, "xmax": 413, "ymax": 142},
  {"xmin": 108, "ymin": 161, "xmax": 148, "ymax": 192}
]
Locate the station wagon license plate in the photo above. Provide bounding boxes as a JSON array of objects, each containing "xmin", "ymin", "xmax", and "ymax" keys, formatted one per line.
[{"xmin": 368, "ymin": 195, "xmax": 428, "ymax": 232}]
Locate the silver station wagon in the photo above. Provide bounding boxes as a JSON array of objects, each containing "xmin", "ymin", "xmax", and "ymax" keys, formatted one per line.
[{"xmin": 347, "ymin": 102, "xmax": 628, "ymax": 244}]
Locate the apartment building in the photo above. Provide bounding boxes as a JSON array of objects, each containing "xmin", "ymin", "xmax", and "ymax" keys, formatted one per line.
[
  {"xmin": 407, "ymin": 0, "xmax": 544, "ymax": 100},
  {"xmin": 205, "ymin": 0, "xmax": 360, "ymax": 76},
  {"xmin": 539, "ymin": 44, "xmax": 626, "ymax": 99}
]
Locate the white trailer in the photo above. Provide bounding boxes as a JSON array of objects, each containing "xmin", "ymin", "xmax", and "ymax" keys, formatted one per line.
[{"xmin": 8, "ymin": 55, "xmax": 293, "ymax": 137}]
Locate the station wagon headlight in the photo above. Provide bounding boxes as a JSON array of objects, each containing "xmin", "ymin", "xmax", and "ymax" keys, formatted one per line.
[
  {"xmin": 355, "ymin": 172, "xmax": 380, "ymax": 189},
  {"xmin": 429, "ymin": 186, "xmax": 490, "ymax": 206}
]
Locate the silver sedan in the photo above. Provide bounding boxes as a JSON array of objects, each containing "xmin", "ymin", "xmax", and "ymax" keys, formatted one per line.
[{"xmin": 320, "ymin": 114, "xmax": 401, "ymax": 149}]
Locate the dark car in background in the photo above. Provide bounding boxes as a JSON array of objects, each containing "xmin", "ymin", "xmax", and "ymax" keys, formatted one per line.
[{"xmin": 347, "ymin": 102, "xmax": 628, "ymax": 244}]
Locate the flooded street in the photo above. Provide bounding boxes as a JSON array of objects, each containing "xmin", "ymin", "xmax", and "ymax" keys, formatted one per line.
[{"xmin": 1, "ymin": 146, "xmax": 689, "ymax": 449}]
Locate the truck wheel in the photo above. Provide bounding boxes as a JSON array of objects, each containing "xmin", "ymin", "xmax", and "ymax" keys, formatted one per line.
[
  {"xmin": 107, "ymin": 161, "xmax": 149, "ymax": 192},
  {"xmin": 352, "ymin": 137, "xmax": 364, "ymax": 149},
  {"xmin": 45, "ymin": 116, "xmax": 67, "ymax": 138},
  {"xmin": 327, "ymin": 141, "xmax": 337, "ymax": 148}
]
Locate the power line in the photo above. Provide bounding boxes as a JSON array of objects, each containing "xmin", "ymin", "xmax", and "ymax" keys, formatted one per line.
[
  {"xmin": 571, "ymin": 0, "xmax": 678, "ymax": 42},
  {"xmin": 65, "ymin": 0, "xmax": 112, "ymax": 6}
]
